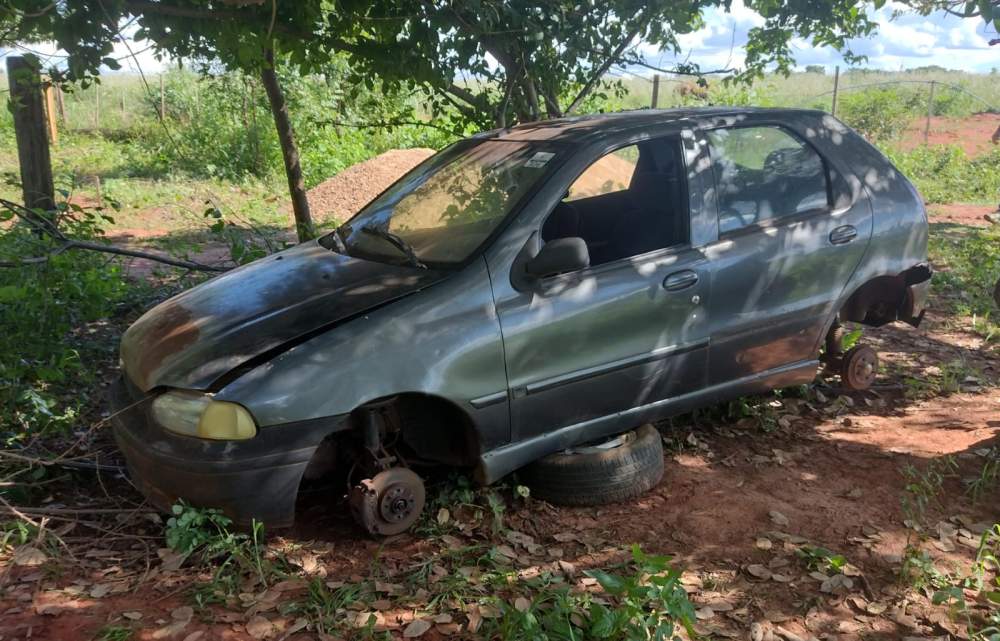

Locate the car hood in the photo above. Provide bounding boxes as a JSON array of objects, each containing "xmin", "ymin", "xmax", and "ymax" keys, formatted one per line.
[{"xmin": 120, "ymin": 241, "xmax": 444, "ymax": 392}]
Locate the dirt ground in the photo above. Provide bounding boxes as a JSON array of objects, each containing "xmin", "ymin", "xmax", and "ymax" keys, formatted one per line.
[
  {"xmin": 900, "ymin": 112, "xmax": 1000, "ymax": 157},
  {"xmin": 4, "ymin": 131, "xmax": 999, "ymax": 640},
  {"xmin": 1, "ymin": 303, "xmax": 998, "ymax": 640}
]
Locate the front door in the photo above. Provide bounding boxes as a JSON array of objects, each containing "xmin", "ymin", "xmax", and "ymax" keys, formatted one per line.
[
  {"xmin": 490, "ymin": 134, "xmax": 712, "ymax": 443},
  {"xmin": 700, "ymin": 123, "xmax": 873, "ymax": 383}
]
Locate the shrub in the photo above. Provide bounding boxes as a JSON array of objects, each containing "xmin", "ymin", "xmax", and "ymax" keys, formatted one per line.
[
  {"xmin": 837, "ymin": 86, "xmax": 922, "ymax": 141},
  {"xmin": 888, "ymin": 145, "xmax": 1000, "ymax": 204},
  {"xmin": 0, "ymin": 200, "xmax": 133, "ymax": 438}
]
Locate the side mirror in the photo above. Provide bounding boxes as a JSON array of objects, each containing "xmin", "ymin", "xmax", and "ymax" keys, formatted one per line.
[{"xmin": 525, "ymin": 237, "xmax": 590, "ymax": 278}]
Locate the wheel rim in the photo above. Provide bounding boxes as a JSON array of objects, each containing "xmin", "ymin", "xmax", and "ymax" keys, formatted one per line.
[
  {"xmin": 565, "ymin": 431, "xmax": 634, "ymax": 455},
  {"xmin": 846, "ymin": 347, "xmax": 877, "ymax": 389}
]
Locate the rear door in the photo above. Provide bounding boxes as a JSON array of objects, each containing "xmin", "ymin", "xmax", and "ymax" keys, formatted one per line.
[{"xmin": 699, "ymin": 122, "xmax": 873, "ymax": 384}]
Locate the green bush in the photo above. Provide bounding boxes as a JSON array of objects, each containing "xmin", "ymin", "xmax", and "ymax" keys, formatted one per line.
[
  {"xmin": 837, "ymin": 86, "xmax": 922, "ymax": 141},
  {"xmin": 0, "ymin": 201, "xmax": 133, "ymax": 438},
  {"xmin": 128, "ymin": 65, "xmax": 453, "ymax": 187},
  {"xmin": 889, "ymin": 145, "xmax": 1000, "ymax": 204}
]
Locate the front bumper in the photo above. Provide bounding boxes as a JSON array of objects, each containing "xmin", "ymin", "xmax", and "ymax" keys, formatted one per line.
[{"xmin": 109, "ymin": 377, "xmax": 345, "ymax": 528}]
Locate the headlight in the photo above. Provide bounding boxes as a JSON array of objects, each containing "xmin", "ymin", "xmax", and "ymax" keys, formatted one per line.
[{"xmin": 151, "ymin": 390, "xmax": 257, "ymax": 440}]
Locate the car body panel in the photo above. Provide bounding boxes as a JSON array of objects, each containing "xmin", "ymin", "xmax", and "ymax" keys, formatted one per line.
[
  {"xmin": 215, "ymin": 257, "xmax": 511, "ymax": 450},
  {"xmin": 111, "ymin": 107, "xmax": 931, "ymax": 527},
  {"xmin": 120, "ymin": 241, "xmax": 445, "ymax": 392},
  {"xmin": 692, "ymin": 113, "xmax": 876, "ymax": 384}
]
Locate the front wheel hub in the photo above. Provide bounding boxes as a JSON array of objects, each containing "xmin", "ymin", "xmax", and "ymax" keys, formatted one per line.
[{"xmin": 349, "ymin": 467, "xmax": 425, "ymax": 536}]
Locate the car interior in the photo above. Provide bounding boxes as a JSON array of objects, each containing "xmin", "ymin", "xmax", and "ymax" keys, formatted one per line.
[{"xmin": 541, "ymin": 137, "xmax": 688, "ymax": 267}]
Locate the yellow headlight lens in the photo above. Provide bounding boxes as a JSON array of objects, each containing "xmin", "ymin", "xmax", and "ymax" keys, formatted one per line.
[{"xmin": 197, "ymin": 401, "xmax": 257, "ymax": 440}]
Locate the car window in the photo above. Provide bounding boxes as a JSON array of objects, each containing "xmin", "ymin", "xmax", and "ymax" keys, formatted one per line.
[
  {"xmin": 565, "ymin": 145, "xmax": 638, "ymax": 200},
  {"xmin": 706, "ymin": 126, "xmax": 830, "ymax": 234},
  {"xmin": 330, "ymin": 140, "xmax": 561, "ymax": 267},
  {"xmin": 541, "ymin": 137, "xmax": 688, "ymax": 268}
]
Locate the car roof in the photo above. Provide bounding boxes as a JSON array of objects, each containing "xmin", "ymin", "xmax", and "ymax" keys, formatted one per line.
[{"xmin": 474, "ymin": 107, "xmax": 827, "ymax": 144}]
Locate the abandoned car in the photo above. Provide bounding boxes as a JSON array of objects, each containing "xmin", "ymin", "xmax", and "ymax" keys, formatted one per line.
[{"xmin": 111, "ymin": 108, "xmax": 931, "ymax": 535}]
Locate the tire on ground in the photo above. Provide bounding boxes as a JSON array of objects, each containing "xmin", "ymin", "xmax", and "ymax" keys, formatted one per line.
[{"xmin": 520, "ymin": 424, "xmax": 664, "ymax": 506}]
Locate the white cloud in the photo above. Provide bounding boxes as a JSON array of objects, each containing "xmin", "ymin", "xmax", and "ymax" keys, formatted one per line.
[{"xmin": 638, "ymin": 1, "xmax": 998, "ymax": 74}]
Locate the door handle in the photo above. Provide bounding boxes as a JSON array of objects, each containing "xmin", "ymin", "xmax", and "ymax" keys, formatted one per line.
[
  {"xmin": 830, "ymin": 225, "xmax": 858, "ymax": 245},
  {"xmin": 663, "ymin": 270, "xmax": 699, "ymax": 292}
]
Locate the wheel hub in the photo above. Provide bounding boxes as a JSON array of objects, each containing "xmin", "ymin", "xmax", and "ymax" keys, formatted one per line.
[{"xmin": 349, "ymin": 467, "xmax": 426, "ymax": 536}]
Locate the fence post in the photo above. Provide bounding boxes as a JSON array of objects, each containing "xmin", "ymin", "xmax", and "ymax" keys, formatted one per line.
[
  {"xmin": 651, "ymin": 74, "xmax": 660, "ymax": 109},
  {"xmin": 831, "ymin": 65, "xmax": 840, "ymax": 117},
  {"xmin": 5, "ymin": 56, "xmax": 54, "ymax": 210},
  {"xmin": 43, "ymin": 81, "xmax": 58, "ymax": 145},
  {"xmin": 924, "ymin": 80, "xmax": 935, "ymax": 145},
  {"xmin": 54, "ymin": 85, "xmax": 65, "ymax": 124},
  {"xmin": 159, "ymin": 74, "xmax": 165, "ymax": 119}
]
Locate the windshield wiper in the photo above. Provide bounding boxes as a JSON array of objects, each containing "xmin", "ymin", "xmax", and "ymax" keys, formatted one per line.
[{"xmin": 359, "ymin": 225, "xmax": 428, "ymax": 269}]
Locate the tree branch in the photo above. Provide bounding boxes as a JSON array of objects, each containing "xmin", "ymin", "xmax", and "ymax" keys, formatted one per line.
[
  {"xmin": 566, "ymin": 27, "xmax": 642, "ymax": 115},
  {"xmin": 0, "ymin": 199, "xmax": 228, "ymax": 272}
]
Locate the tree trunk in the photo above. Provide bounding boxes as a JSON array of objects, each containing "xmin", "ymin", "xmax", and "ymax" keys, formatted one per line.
[{"xmin": 260, "ymin": 48, "xmax": 314, "ymax": 242}]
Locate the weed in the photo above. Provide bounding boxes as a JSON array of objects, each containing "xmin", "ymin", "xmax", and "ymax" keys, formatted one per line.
[
  {"xmin": 796, "ymin": 545, "xmax": 848, "ymax": 574},
  {"xmin": 901, "ymin": 456, "xmax": 958, "ymax": 530},
  {"xmin": 166, "ymin": 502, "xmax": 276, "ymax": 605},
  {"xmin": 92, "ymin": 625, "xmax": 133, "ymax": 641}
]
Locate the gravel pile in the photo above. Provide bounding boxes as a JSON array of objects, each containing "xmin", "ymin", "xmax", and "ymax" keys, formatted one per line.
[{"xmin": 306, "ymin": 148, "xmax": 435, "ymax": 223}]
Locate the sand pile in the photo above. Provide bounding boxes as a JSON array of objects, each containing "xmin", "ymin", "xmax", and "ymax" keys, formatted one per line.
[{"xmin": 305, "ymin": 148, "xmax": 435, "ymax": 222}]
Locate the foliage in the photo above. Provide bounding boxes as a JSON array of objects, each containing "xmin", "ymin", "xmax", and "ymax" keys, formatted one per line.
[
  {"xmin": 578, "ymin": 545, "xmax": 696, "ymax": 641},
  {"xmin": 165, "ymin": 502, "xmax": 274, "ymax": 599},
  {"xmin": 6, "ymin": 0, "xmax": 892, "ymax": 132},
  {"xmin": 928, "ymin": 220, "xmax": 1000, "ymax": 342},
  {"xmin": 837, "ymin": 87, "xmax": 922, "ymax": 141},
  {"xmin": 890, "ymin": 146, "xmax": 1000, "ymax": 204},
  {"xmin": 796, "ymin": 545, "xmax": 848, "ymax": 574},
  {"xmin": 0, "ymin": 198, "xmax": 133, "ymax": 439}
]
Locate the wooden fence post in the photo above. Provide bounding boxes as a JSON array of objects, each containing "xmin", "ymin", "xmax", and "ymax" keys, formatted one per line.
[
  {"xmin": 831, "ymin": 65, "xmax": 840, "ymax": 117},
  {"xmin": 54, "ymin": 84, "xmax": 66, "ymax": 124},
  {"xmin": 924, "ymin": 80, "xmax": 935, "ymax": 145},
  {"xmin": 5, "ymin": 56, "xmax": 54, "ymax": 211},
  {"xmin": 650, "ymin": 74, "xmax": 660, "ymax": 109},
  {"xmin": 43, "ymin": 81, "xmax": 58, "ymax": 145}
]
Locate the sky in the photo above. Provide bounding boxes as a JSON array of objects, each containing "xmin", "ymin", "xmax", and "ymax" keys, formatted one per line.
[
  {"xmin": 641, "ymin": 0, "xmax": 998, "ymax": 74},
  {"xmin": 2, "ymin": 1, "xmax": 997, "ymax": 77}
]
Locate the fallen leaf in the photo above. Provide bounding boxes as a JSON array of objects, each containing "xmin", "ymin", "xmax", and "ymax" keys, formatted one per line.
[
  {"xmin": 695, "ymin": 606, "xmax": 715, "ymax": 620},
  {"xmin": 769, "ymin": 511, "xmax": 789, "ymax": 527},
  {"xmin": 514, "ymin": 597, "xmax": 531, "ymax": 612},
  {"xmin": 755, "ymin": 538, "xmax": 773, "ymax": 550},
  {"xmin": 182, "ymin": 633, "xmax": 205, "ymax": 641},
  {"xmin": 437, "ymin": 508, "xmax": 450, "ymax": 525},
  {"xmin": 403, "ymin": 620, "xmax": 432, "ymax": 638},
  {"xmin": 245, "ymin": 615, "xmax": 274, "ymax": 640},
  {"xmin": 89, "ymin": 583, "xmax": 112, "ymax": 599},
  {"xmin": 123, "ymin": 611, "xmax": 143, "ymax": 621},
  {"xmin": 12, "ymin": 546, "xmax": 47, "ymax": 567},
  {"xmin": 172, "ymin": 606, "xmax": 193, "ymax": 623},
  {"xmin": 747, "ymin": 564, "xmax": 772, "ymax": 580}
]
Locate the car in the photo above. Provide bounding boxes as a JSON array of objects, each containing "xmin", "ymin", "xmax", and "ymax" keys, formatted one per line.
[{"xmin": 110, "ymin": 107, "xmax": 931, "ymax": 535}]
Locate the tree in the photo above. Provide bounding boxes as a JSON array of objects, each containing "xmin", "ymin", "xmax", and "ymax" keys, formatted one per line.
[
  {"xmin": 2, "ymin": 0, "xmax": 995, "ymax": 236},
  {"xmin": 2, "ymin": 0, "xmax": 336, "ymax": 241}
]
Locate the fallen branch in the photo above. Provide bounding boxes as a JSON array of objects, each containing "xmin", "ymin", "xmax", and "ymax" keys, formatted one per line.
[{"xmin": 0, "ymin": 198, "xmax": 229, "ymax": 272}]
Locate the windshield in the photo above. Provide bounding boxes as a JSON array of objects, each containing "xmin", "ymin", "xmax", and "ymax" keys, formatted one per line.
[{"xmin": 324, "ymin": 140, "xmax": 560, "ymax": 268}]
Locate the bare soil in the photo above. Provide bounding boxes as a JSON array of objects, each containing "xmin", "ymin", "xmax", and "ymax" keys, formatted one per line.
[
  {"xmin": 900, "ymin": 112, "xmax": 1000, "ymax": 157},
  {"xmin": 1, "ymin": 305, "xmax": 998, "ymax": 640},
  {"xmin": 928, "ymin": 203, "xmax": 999, "ymax": 227}
]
